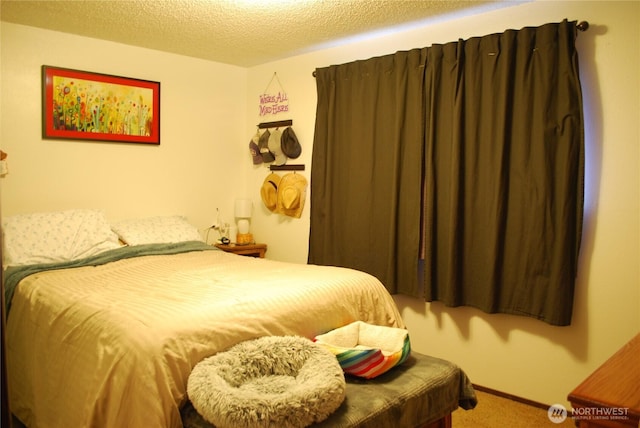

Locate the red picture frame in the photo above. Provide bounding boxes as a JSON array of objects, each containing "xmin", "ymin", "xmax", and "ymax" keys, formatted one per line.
[{"xmin": 42, "ymin": 65, "xmax": 160, "ymax": 144}]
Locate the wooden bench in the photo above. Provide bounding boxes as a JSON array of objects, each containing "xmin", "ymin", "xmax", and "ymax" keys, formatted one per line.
[{"xmin": 181, "ymin": 352, "xmax": 477, "ymax": 428}]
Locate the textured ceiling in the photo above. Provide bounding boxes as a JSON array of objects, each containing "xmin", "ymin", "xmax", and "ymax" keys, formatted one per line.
[{"xmin": 1, "ymin": 0, "xmax": 502, "ymax": 67}]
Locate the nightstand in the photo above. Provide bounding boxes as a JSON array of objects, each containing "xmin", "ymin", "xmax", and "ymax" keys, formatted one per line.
[{"xmin": 214, "ymin": 243, "xmax": 267, "ymax": 258}]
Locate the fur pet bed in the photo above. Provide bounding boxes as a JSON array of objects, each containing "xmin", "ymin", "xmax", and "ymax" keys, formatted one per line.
[
  {"xmin": 314, "ymin": 321, "xmax": 411, "ymax": 379},
  {"xmin": 187, "ymin": 336, "xmax": 346, "ymax": 428}
]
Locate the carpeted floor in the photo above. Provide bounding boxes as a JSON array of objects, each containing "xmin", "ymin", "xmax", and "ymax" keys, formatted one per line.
[{"xmin": 453, "ymin": 389, "xmax": 575, "ymax": 427}]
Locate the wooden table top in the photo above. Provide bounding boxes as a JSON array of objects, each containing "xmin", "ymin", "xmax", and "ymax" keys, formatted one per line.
[{"xmin": 568, "ymin": 333, "xmax": 640, "ymax": 423}]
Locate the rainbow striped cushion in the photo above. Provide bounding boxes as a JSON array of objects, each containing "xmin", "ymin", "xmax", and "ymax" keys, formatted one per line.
[{"xmin": 314, "ymin": 321, "xmax": 411, "ymax": 379}]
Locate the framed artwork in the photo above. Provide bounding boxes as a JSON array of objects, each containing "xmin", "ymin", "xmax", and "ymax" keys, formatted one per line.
[{"xmin": 42, "ymin": 65, "xmax": 160, "ymax": 144}]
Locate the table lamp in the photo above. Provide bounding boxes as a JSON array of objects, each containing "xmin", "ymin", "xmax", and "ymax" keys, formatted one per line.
[{"xmin": 235, "ymin": 198, "xmax": 254, "ymax": 245}]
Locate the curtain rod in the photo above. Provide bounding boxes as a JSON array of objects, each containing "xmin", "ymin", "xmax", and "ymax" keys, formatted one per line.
[
  {"xmin": 311, "ymin": 21, "xmax": 590, "ymax": 77},
  {"xmin": 576, "ymin": 21, "xmax": 590, "ymax": 32}
]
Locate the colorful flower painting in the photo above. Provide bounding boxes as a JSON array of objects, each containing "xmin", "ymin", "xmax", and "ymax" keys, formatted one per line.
[{"xmin": 42, "ymin": 66, "xmax": 160, "ymax": 144}]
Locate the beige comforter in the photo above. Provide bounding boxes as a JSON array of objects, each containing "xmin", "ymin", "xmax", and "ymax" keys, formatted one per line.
[{"xmin": 6, "ymin": 244, "xmax": 404, "ymax": 428}]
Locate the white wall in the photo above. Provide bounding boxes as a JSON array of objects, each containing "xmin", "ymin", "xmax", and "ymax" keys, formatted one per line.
[
  {"xmin": 246, "ymin": 0, "xmax": 640, "ymax": 408},
  {"xmin": 0, "ymin": 23, "xmax": 248, "ymax": 236}
]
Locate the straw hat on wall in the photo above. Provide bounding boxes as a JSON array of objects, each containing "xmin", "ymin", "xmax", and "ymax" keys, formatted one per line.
[
  {"xmin": 260, "ymin": 173, "xmax": 281, "ymax": 212},
  {"xmin": 276, "ymin": 173, "xmax": 307, "ymax": 218}
]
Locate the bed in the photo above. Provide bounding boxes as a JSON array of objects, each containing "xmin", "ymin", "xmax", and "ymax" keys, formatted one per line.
[{"xmin": 2, "ymin": 210, "xmax": 475, "ymax": 428}]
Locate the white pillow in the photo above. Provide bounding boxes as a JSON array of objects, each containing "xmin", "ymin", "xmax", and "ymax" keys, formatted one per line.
[
  {"xmin": 2, "ymin": 209, "xmax": 121, "ymax": 267},
  {"xmin": 112, "ymin": 215, "xmax": 203, "ymax": 246}
]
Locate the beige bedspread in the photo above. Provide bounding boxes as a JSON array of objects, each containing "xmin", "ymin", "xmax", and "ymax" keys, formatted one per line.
[{"xmin": 6, "ymin": 246, "xmax": 404, "ymax": 428}]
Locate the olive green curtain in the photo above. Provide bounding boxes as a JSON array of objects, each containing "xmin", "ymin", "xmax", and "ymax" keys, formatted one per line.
[
  {"xmin": 308, "ymin": 49, "xmax": 426, "ymax": 294},
  {"xmin": 309, "ymin": 20, "xmax": 584, "ymax": 326},
  {"xmin": 422, "ymin": 20, "xmax": 584, "ymax": 326}
]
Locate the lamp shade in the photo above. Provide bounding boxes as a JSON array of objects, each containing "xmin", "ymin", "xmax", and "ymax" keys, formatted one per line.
[{"xmin": 234, "ymin": 199, "xmax": 253, "ymax": 218}]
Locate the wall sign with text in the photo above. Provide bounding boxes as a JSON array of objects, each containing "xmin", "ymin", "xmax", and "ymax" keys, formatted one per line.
[{"xmin": 259, "ymin": 72, "xmax": 289, "ymax": 117}]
